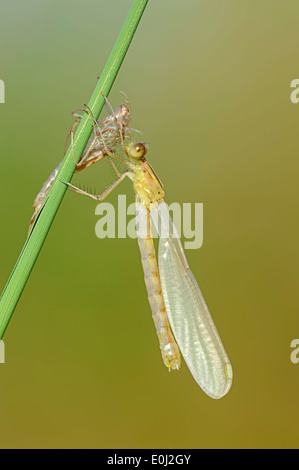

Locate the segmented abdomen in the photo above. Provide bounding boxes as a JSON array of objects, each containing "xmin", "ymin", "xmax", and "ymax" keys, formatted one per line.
[{"xmin": 136, "ymin": 202, "xmax": 180, "ymax": 370}]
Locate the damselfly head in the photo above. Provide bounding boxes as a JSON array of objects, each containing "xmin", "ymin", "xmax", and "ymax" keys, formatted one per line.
[{"xmin": 125, "ymin": 142, "xmax": 148, "ymax": 160}]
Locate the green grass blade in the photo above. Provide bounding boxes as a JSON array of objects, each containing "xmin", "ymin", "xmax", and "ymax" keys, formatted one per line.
[{"xmin": 0, "ymin": 0, "xmax": 149, "ymax": 338}]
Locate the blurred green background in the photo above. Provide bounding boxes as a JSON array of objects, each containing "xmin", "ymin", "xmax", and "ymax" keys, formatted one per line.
[{"xmin": 0, "ymin": 0, "xmax": 298, "ymax": 449}]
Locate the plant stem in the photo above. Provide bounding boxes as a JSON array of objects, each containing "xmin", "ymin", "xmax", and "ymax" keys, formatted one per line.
[{"xmin": 0, "ymin": 0, "xmax": 149, "ymax": 338}]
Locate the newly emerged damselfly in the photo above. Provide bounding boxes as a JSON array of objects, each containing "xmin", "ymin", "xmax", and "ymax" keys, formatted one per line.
[{"xmin": 61, "ymin": 98, "xmax": 233, "ymax": 399}]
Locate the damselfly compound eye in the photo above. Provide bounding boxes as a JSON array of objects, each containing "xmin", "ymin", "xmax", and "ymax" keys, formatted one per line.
[{"xmin": 129, "ymin": 142, "xmax": 147, "ymax": 159}]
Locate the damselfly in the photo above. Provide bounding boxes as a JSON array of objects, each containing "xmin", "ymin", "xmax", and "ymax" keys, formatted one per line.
[
  {"xmin": 62, "ymin": 101, "xmax": 233, "ymax": 399},
  {"xmin": 28, "ymin": 101, "xmax": 132, "ymax": 232}
]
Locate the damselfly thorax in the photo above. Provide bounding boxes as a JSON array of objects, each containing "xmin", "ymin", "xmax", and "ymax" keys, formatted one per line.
[{"xmin": 128, "ymin": 159, "xmax": 165, "ymax": 208}]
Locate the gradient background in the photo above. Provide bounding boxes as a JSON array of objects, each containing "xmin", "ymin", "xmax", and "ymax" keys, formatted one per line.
[{"xmin": 0, "ymin": 0, "xmax": 298, "ymax": 449}]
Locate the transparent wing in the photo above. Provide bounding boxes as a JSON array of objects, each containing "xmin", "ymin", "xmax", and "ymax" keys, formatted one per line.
[{"xmin": 151, "ymin": 202, "xmax": 233, "ymax": 399}]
